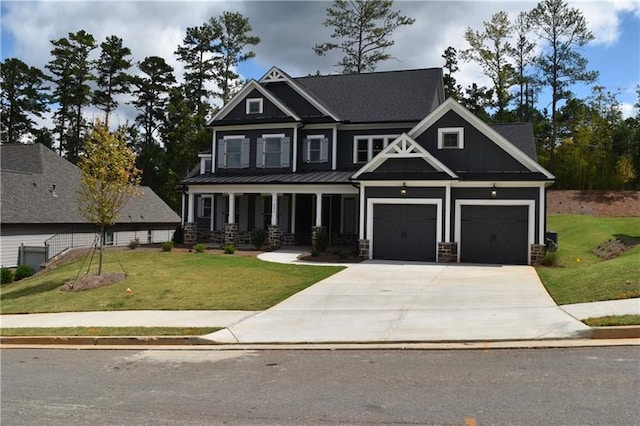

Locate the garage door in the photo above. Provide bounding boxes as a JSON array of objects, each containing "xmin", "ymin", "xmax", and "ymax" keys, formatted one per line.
[
  {"xmin": 460, "ymin": 205, "xmax": 528, "ymax": 265},
  {"xmin": 373, "ymin": 204, "xmax": 437, "ymax": 262}
]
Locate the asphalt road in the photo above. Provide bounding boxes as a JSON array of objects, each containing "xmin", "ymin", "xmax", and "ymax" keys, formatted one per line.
[{"xmin": 2, "ymin": 347, "xmax": 638, "ymax": 425}]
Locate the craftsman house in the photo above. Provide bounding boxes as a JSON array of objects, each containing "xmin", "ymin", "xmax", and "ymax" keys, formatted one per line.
[
  {"xmin": 1, "ymin": 143, "xmax": 180, "ymax": 269},
  {"xmin": 179, "ymin": 67, "xmax": 554, "ymax": 265}
]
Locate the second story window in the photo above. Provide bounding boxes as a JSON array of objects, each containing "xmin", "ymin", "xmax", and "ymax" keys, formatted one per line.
[
  {"xmin": 353, "ymin": 135, "xmax": 397, "ymax": 163},
  {"xmin": 438, "ymin": 127, "xmax": 464, "ymax": 149},
  {"xmin": 217, "ymin": 136, "xmax": 249, "ymax": 169},
  {"xmin": 257, "ymin": 134, "xmax": 291, "ymax": 168},
  {"xmin": 246, "ymin": 98, "xmax": 263, "ymax": 114},
  {"xmin": 304, "ymin": 135, "xmax": 329, "ymax": 163}
]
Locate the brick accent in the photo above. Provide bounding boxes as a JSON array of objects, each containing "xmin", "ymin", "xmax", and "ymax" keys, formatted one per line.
[
  {"xmin": 183, "ymin": 223, "xmax": 198, "ymax": 245},
  {"xmin": 281, "ymin": 233, "xmax": 296, "ymax": 246},
  {"xmin": 530, "ymin": 244, "xmax": 546, "ymax": 265},
  {"xmin": 237, "ymin": 231, "xmax": 254, "ymax": 246},
  {"xmin": 224, "ymin": 223, "xmax": 238, "ymax": 246},
  {"xmin": 267, "ymin": 225, "xmax": 281, "ymax": 249},
  {"xmin": 358, "ymin": 239, "xmax": 370, "ymax": 258},
  {"xmin": 437, "ymin": 242, "xmax": 458, "ymax": 263}
]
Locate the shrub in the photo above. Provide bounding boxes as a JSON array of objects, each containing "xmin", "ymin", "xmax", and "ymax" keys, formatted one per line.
[
  {"xmin": 14, "ymin": 264, "xmax": 35, "ymax": 281},
  {"xmin": 128, "ymin": 238, "xmax": 140, "ymax": 249},
  {"xmin": 1, "ymin": 268, "xmax": 13, "ymax": 284},
  {"xmin": 172, "ymin": 225, "xmax": 184, "ymax": 244},
  {"xmin": 193, "ymin": 243, "xmax": 206, "ymax": 253},
  {"xmin": 313, "ymin": 227, "xmax": 329, "ymax": 252},
  {"xmin": 311, "ymin": 248, "xmax": 320, "ymax": 257},
  {"xmin": 223, "ymin": 244, "xmax": 236, "ymax": 254},
  {"xmin": 540, "ymin": 251, "xmax": 560, "ymax": 267},
  {"xmin": 162, "ymin": 241, "xmax": 174, "ymax": 252},
  {"xmin": 252, "ymin": 228, "xmax": 266, "ymax": 250}
]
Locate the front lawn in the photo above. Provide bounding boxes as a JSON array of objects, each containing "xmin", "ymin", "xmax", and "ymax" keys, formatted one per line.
[
  {"xmin": 537, "ymin": 215, "xmax": 640, "ymax": 305},
  {"xmin": 0, "ymin": 249, "xmax": 343, "ymax": 314}
]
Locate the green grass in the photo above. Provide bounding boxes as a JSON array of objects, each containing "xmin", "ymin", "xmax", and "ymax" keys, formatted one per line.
[
  {"xmin": 0, "ymin": 327, "xmax": 220, "ymax": 336},
  {"xmin": 0, "ymin": 249, "xmax": 343, "ymax": 314},
  {"xmin": 537, "ymin": 215, "xmax": 640, "ymax": 305},
  {"xmin": 583, "ymin": 315, "xmax": 640, "ymax": 327}
]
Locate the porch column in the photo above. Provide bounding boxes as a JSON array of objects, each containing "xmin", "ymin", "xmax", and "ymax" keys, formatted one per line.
[
  {"xmin": 210, "ymin": 195, "xmax": 215, "ymax": 231},
  {"xmin": 228, "ymin": 192, "xmax": 235, "ymax": 224},
  {"xmin": 315, "ymin": 192, "xmax": 323, "ymax": 227},
  {"xmin": 291, "ymin": 194, "xmax": 296, "ymax": 233},
  {"xmin": 180, "ymin": 192, "xmax": 186, "ymax": 226},
  {"xmin": 271, "ymin": 192, "xmax": 278, "ymax": 225},
  {"xmin": 187, "ymin": 192, "xmax": 195, "ymax": 223}
]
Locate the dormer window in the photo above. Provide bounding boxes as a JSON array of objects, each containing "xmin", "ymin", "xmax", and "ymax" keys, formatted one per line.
[
  {"xmin": 438, "ymin": 127, "xmax": 464, "ymax": 149},
  {"xmin": 246, "ymin": 98, "xmax": 263, "ymax": 114}
]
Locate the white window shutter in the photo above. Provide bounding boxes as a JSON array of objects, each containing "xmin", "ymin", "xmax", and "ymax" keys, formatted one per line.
[
  {"xmin": 281, "ymin": 137, "xmax": 291, "ymax": 167},
  {"xmin": 256, "ymin": 138, "xmax": 264, "ymax": 168},
  {"xmin": 320, "ymin": 137, "xmax": 329, "ymax": 162},
  {"xmin": 217, "ymin": 140, "xmax": 225, "ymax": 168},
  {"xmin": 241, "ymin": 138, "xmax": 250, "ymax": 168}
]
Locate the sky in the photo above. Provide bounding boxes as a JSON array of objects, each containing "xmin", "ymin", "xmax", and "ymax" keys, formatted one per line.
[{"xmin": 1, "ymin": 0, "xmax": 639, "ymax": 128}]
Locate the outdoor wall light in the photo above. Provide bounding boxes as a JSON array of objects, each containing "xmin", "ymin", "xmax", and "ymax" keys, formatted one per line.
[
  {"xmin": 400, "ymin": 182, "xmax": 407, "ymax": 196},
  {"xmin": 490, "ymin": 184, "xmax": 497, "ymax": 198}
]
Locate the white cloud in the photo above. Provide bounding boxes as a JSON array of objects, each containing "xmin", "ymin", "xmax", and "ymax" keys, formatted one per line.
[{"xmin": 620, "ymin": 101, "xmax": 638, "ymax": 119}]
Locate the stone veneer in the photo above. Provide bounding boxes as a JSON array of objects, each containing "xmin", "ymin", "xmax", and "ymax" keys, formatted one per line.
[
  {"xmin": 358, "ymin": 239, "xmax": 370, "ymax": 258},
  {"xmin": 224, "ymin": 223, "xmax": 238, "ymax": 246},
  {"xmin": 281, "ymin": 233, "xmax": 296, "ymax": 246},
  {"xmin": 267, "ymin": 225, "xmax": 281, "ymax": 249},
  {"xmin": 311, "ymin": 226, "xmax": 326, "ymax": 248},
  {"xmin": 183, "ymin": 222, "xmax": 198, "ymax": 245},
  {"xmin": 437, "ymin": 242, "xmax": 458, "ymax": 263},
  {"xmin": 530, "ymin": 244, "xmax": 546, "ymax": 265}
]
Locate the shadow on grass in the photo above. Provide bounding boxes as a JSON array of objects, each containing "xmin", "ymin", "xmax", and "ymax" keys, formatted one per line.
[
  {"xmin": 1, "ymin": 279, "xmax": 63, "ymax": 300},
  {"xmin": 613, "ymin": 235, "xmax": 640, "ymax": 246}
]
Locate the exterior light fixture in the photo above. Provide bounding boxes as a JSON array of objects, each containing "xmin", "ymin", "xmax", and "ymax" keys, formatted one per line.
[
  {"xmin": 400, "ymin": 182, "xmax": 407, "ymax": 196},
  {"xmin": 490, "ymin": 184, "xmax": 497, "ymax": 198},
  {"xmin": 50, "ymin": 184, "xmax": 58, "ymax": 198}
]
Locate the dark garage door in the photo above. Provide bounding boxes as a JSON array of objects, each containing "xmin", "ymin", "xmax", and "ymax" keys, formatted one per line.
[
  {"xmin": 460, "ymin": 205, "xmax": 528, "ymax": 265},
  {"xmin": 373, "ymin": 204, "xmax": 437, "ymax": 262}
]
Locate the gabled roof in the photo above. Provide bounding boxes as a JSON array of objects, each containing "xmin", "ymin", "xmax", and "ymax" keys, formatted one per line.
[
  {"xmin": 208, "ymin": 79, "xmax": 301, "ymax": 124},
  {"xmin": 408, "ymin": 98, "xmax": 554, "ymax": 179},
  {"xmin": 352, "ymin": 133, "xmax": 457, "ymax": 180},
  {"xmin": 294, "ymin": 68, "xmax": 445, "ymax": 123},
  {"xmin": 0, "ymin": 144, "xmax": 180, "ymax": 225},
  {"xmin": 260, "ymin": 67, "xmax": 341, "ymax": 121},
  {"xmin": 490, "ymin": 122, "xmax": 537, "ymax": 161}
]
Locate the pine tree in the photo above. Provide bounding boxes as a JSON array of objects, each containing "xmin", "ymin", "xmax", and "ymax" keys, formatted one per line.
[
  {"xmin": 314, "ymin": 0, "xmax": 414, "ymax": 74},
  {"xmin": 1, "ymin": 58, "xmax": 49, "ymax": 144},
  {"xmin": 93, "ymin": 35, "xmax": 132, "ymax": 124},
  {"xmin": 441, "ymin": 47, "xmax": 463, "ymax": 100}
]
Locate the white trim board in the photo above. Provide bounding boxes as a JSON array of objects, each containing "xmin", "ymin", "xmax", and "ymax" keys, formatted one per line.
[
  {"xmin": 366, "ymin": 198, "xmax": 442, "ymax": 261},
  {"xmin": 454, "ymin": 199, "xmax": 535, "ymax": 265}
]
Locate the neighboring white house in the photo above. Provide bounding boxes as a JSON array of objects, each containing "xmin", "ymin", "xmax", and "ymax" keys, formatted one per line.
[{"xmin": 1, "ymin": 143, "xmax": 181, "ymax": 268}]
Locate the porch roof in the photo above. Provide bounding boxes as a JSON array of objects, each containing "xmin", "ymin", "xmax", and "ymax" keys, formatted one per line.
[{"xmin": 181, "ymin": 170, "xmax": 354, "ymax": 185}]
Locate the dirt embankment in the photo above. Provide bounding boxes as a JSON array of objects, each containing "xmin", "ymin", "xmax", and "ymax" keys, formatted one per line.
[{"xmin": 547, "ymin": 190, "xmax": 640, "ymax": 217}]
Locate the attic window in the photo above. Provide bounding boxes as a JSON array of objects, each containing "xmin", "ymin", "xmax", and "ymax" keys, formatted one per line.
[
  {"xmin": 246, "ymin": 98, "xmax": 263, "ymax": 114},
  {"xmin": 438, "ymin": 127, "xmax": 464, "ymax": 149}
]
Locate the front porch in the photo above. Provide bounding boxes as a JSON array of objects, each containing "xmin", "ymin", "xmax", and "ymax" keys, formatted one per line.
[{"xmin": 182, "ymin": 186, "xmax": 359, "ymax": 251}]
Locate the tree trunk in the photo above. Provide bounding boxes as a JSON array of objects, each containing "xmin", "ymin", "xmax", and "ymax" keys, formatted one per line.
[{"xmin": 99, "ymin": 225, "xmax": 105, "ymax": 276}]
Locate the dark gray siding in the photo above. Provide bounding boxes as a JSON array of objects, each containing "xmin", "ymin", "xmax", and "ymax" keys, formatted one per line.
[
  {"xmin": 216, "ymin": 128, "xmax": 294, "ymax": 173},
  {"xmin": 451, "ymin": 187, "xmax": 540, "ymax": 243},
  {"xmin": 223, "ymin": 89, "xmax": 291, "ymax": 121},
  {"xmin": 415, "ymin": 110, "xmax": 529, "ymax": 175}
]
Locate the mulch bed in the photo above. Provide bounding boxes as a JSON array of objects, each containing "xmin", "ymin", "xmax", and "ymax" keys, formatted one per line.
[
  {"xmin": 547, "ymin": 190, "xmax": 640, "ymax": 217},
  {"xmin": 592, "ymin": 236, "xmax": 640, "ymax": 260},
  {"xmin": 60, "ymin": 273, "xmax": 126, "ymax": 292}
]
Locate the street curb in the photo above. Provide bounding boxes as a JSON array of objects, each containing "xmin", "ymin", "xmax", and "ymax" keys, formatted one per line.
[{"xmin": 590, "ymin": 326, "xmax": 640, "ymax": 339}]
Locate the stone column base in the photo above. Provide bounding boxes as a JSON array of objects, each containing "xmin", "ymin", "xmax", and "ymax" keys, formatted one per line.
[
  {"xmin": 224, "ymin": 223, "xmax": 238, "ymax": 246},
  {"xmin": 358, "ymin": 239, "xmax": 370, "ymax": 258},
  {"xmin": 311, "ymin": 226, "xmax": 327, "ymax": 250},
  {"xmin": 530, "ymin": 244, "xmax": 546, "ymax": 265},
  {"xmin": 267, "ymin": 225, "xmax": 281, "ymax": 250},
  {"xmin": 437, "ymin": 242, "xmax": 458, "ymax": 263},
  {"xmin": 184, "ymin": 222, "xmax": 198, "ymax": 245}
]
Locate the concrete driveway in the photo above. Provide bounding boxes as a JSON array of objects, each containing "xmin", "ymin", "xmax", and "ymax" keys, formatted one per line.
[{"xmin": 206, "ymin": 261, "xmax": 590, "ymax": 343}]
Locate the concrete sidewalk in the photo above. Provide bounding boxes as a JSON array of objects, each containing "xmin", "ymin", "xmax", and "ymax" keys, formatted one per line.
[{"xmin": 561, "ymin": 298, "xmax": 640, "ymax": 320}]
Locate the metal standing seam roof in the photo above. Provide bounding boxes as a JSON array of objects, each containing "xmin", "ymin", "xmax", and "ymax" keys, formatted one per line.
[
  {"xmin": 1, "ymin": 144, "xmax": 180, "ymax": 225},
  {"xmin": 181, "ymin": 170, "xmax": 355, "ymax": 185}
]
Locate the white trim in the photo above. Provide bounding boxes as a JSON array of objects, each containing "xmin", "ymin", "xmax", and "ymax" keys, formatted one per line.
[
  {"xmin": 445, "ymin": 184, "xmax": 451, "ymax": 242},
  {"xmin": 332, "ymin": 126, "xmax": 338, "ymax": 170},
  {"xmin": 291, "ymin": 194, "xmax": 296, "ymax": 233},
  {"xmin": 209, "ymin": 80, "xmax": 301, "ymax": 123},
  {"xmin": 437, "ymin": 127, "xmax": 464, "ymax": 149},
  {"xmin": 452, "ymin": 181, "xmax": 547, "ymax": 188},
  {"xmin": 212, "ymin": 123, "xmax": 303, "ymax": 132},
  {"xmin": 260, "ymin": 133, "xmax": 286, "ymax": 169},
  {"xmin": 302, "ymin": 134, "xmax": 325, "ymax": 163},
  {"xmin": 293, "ymin": 127, "xmax": 298, "ymax": 172},
  {"xmin": 366, "ymin": 198, "xmax": 442, "ymax": 261},
  {"xmin": 454, "ymin": 199, "xmax": 535, "ymax": 265},
  {"xmin": 539, "ymin": 186, "xmax": 545, "ymax": 244},
  {"xmin": 359, "ymin": 187, "xmax": 366, "ymax": 239},
  {"xmin": 259, "ymin": 66, "xmax": 341, "ymax": 121},
  {"xmin": 211, "ymin": 129, "xmax": 217, "ymax": 173},
  {"xmin": 352, "ymin": 133, "xmax": 458, "ymax": 179},
  {"xmin": 245, "ymin": 97, "xmax": 263, "ymax": 114},
  {"xmin": 338, "ymin": 122, "xmax": 416, "ymax": 131},
  {"xmin": 408, "ymin": 98, "xmax": 554, "ymax": 179}
]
